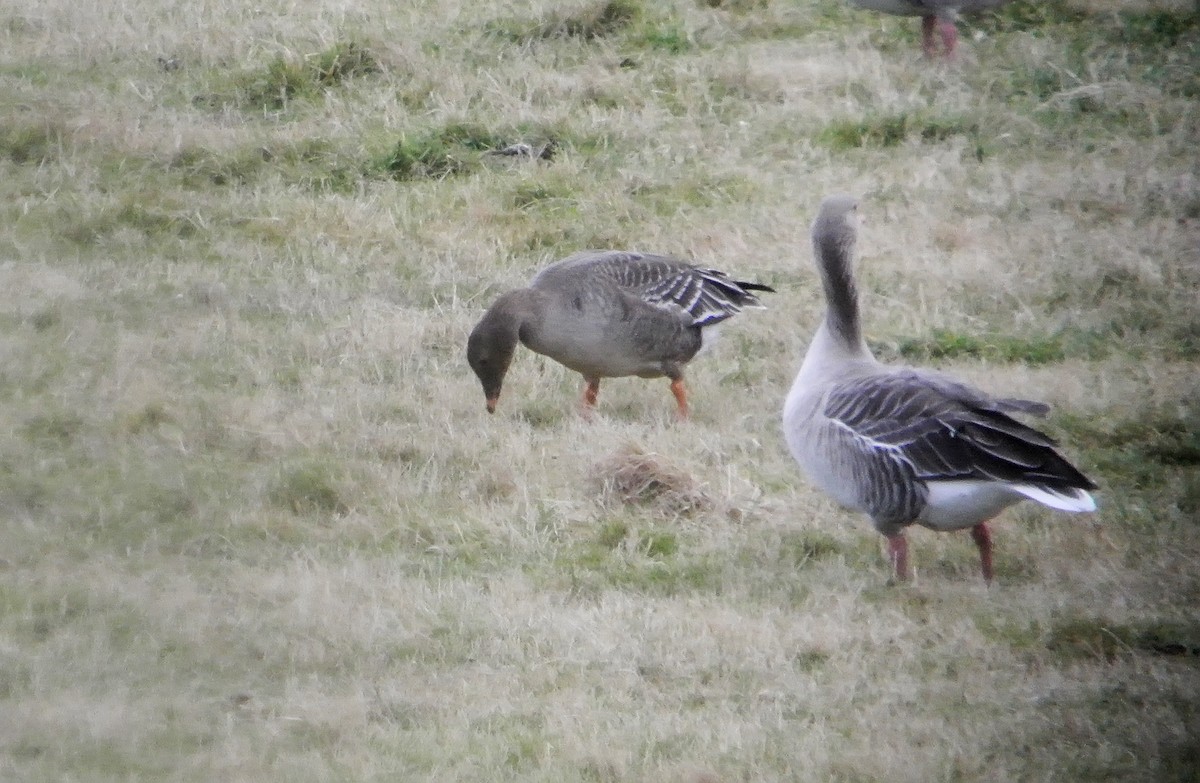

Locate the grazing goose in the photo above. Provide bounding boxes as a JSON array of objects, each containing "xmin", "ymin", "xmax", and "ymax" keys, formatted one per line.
[
  {"xmin": 782, "ymin": 195, "xmax": 1098, "ymax": 583},
  {"xmin": 468, "ymin": 250, "xmax": 774, "ymax": 418},
  {"xmin": 847, "ymin": 0, "xmax": 1014, "ymax": 58}
]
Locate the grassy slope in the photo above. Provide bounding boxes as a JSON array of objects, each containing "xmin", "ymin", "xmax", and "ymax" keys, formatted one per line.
[{"xmin": 1, "ymin": 0, "xmax": 1198, "ymax": 780}]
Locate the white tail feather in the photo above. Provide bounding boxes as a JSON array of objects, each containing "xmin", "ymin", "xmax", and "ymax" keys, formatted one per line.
[{"xmin": 1013, "ymin": 484, "xmax": 1096, "ymax": 513}]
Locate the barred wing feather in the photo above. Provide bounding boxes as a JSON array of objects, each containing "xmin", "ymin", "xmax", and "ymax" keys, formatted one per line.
[
  {"xmin": 550, "ymin": 251, "xmax": 773, "ymax": 327},
  {"xmin": 823, "ymin": 371, "xmax": 1096, "ymax": 491}
]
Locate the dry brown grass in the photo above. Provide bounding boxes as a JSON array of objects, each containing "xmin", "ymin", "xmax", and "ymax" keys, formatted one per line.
[{"xmin": 1, "ymin": 0, "xmax": 1198, "ymax": 780}]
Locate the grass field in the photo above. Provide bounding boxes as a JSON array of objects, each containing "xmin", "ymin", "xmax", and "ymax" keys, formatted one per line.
[{"xmin": 2, "ymin": 0, "xmax": 1199, "ymax": 779}]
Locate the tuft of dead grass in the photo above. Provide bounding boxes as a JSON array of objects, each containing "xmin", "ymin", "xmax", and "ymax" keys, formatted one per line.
[{"xmin": 592, "ymin": 444, "xmax": 713, "ymax": 516}]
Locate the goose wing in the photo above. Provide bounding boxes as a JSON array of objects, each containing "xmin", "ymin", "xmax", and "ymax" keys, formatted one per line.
[
  {"xmin": 823, "ymin": 369, "xmax": 1096, "ymax": 491},
  {"xmin": 543, "ymin": 250, "xmax": 774, "ymax": 327}
]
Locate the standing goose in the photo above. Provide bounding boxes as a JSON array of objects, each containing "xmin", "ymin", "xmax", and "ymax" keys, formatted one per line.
[
  {"xmin": 847, "ymin": 0, "xmax": 1014, "ymax": 58},
  {"xmin": 468, "ymin": 250, "xmax": 774, "ymax": 419},
  {"xmin": 782, "ymin": 195, "xmax": 1097, "ymax": 583}
]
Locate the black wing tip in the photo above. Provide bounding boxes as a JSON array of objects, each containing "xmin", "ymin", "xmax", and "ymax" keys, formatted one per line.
[{"xmin": 733, "ymin": 281, "xmax": 776, "ymax": 294}]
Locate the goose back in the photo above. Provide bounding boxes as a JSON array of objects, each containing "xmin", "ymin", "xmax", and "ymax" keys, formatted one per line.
[
  {"xmin": 519, "ymin": 250, "xmax": 772, "ymax": 379},
  {"xmin": 785, "ymin": 365, "xmax": 1098, "ymax": 534}
]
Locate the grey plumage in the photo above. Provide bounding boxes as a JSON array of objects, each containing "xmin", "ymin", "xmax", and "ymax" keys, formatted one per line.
[
  {"xmin": 469, "ymin": 250, "xmax": 773, "ymax": 417},
  {"xmin": 533, "ymin": 251, "xmax": 772, "ymax": 328},
  {"xmin": 783, "ymin": 194, "xmax": 1097, "ymax": 583}
]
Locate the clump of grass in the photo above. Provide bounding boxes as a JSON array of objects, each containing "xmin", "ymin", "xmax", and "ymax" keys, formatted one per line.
[
  {"xmin": 269, "ymin": 462, "xmax": 349, "ymax": 516},
  {"xmin": 196, "ymin": 39, "xmax": 379, "ymax": 113},
  {"xmin": 170, "ymin": 139, "xmax": 361, "ymax": 191},
  {"xmin": 372, "ymin": 123, "xmax": 579, "ymax": 181},
  {"xmin": 485, "ymin": 0, "xmax": 642, "ymax": 43},
  {"xmin": 634, "ymin": 23, "xmax": 692, "ymax": 53},
  {"xmin": 818, "ymin": 114, "xmax": 976, "ymax": 150},
  {"xmin": 591, "ymin": 519, "xmax": 680, "ymax": 558},
  {"xmin": 122, "ymin": 403, "xmax": 173, "ymax": 435},
  {"xmin": 372, "ymin": 123, "xmax": 510, "ymax": 180},
  {"xmin": 1, "ymin": 120, "xmax": 66, "ymax": 164},
  {"xmin": 510, "ymin": 181, "xmax": 576, "ymax": 210},
  {"xmin": 22, "ymin": 412, "xmax": 84, "ymax": 444},
  {"xmin": 306, "ymin": 40, "xmax": 379, "ymax": 86},
  {"xmin": 592, "ymin": 445, "xmax": 711, "ymax": 516},
  {"xmin": 1112, "ymin": 8, "xmax": 1200, "ymax": 49},
  {"xmin": 60, "ymin": 194, "xmax": 200, "ymax": 247},
  {"xmin": 775, "ymin": 530, "xmax": 844, "ymax": 568},
  {"xmin": 27, "ymin": 305, "xmax": 60, "ymax": 332},
  {"xmin": 211, "ymin": 57, "xmax": 310, "ymax": 113},
  {"xmin": 170, "ymin": 144, "xmax": 272, "ymax": 187}
]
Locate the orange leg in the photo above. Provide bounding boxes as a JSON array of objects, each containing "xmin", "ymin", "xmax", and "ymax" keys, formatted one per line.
[
  {"xmin": 669, "ymin": 377, "xmax": 689, "ymax": 420},
  {"xmin": 887, "ymin": 533, "xmax": 909, "ymax": 581},
  {"xmin": 971, "ymin": 523, "xmax": 994, "ymax": 585}
]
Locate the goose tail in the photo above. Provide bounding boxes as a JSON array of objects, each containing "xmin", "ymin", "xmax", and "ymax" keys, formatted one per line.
[{"xmin": 1013, "ymin": 484, "xmax": 1097, "ymax": 513}]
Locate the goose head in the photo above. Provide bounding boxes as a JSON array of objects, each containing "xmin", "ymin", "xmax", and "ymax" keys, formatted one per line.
[{"xmin": 467, "ymin": 291, "xmax": 526, "ymax": 413}]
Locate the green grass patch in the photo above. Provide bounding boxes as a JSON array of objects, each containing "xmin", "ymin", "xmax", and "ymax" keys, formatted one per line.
[
  {"xmin": 306, "ymin": 40, "xmax": 380, "ymax": 86},
  {"xmin": 1, "ymin": 119, "xmax": 68, "ymax": 164},
  {"xmin": 980, "ymin": 0, "xmax": 1088, "ymax": 34},
  {"xmin": 269, "ymin": 461, "xmax": 349, "ymax": 516},
  {"xmin": 170, "ymin": 138, "xmax": 363, "ymax": 191},
  {"xmin": 1045, "ymin": 616, "xmax": 1200, "ymax": 662},
  {"xmin": 510, "ymin": 180, "xmax": 578, "ymax": 210},
  {"xmin": 58, "ymin": 194, "xmax": 202, "ymax": 247},
  {"xmin": 371, "ymin": 125, "xmax": 491, "ymax": 180},
  {"xmin": 775, "ymin": 530, "xmax": 844, "ymax": 568},
  {"xmin": 883, "ymin": 329, "xmax": 1068, "ymax": 365},
  {"xmin": 634, "ymin": 23, "xmax": 693, "ymax": 53},
  {"xmin": 22, "ymin": 411, "xmax": 85, "ymax": 444},
  {"xmin": 629, "ymin": 173, "xmax": 759, "ymax": 215},
  {"xmin": 563, "ymin": 548, "xmax": 724, "ymax": 597},
  {"xmin": 370, "ymin": 122, "xmax": 579, "ymax": 181},
  {"xmin": 1113, "ymin": 8, "xmax": 1200, "ymax": 49},
  {"xmin": 817, "ymin": 113, "xmax": 976, "ymax": 150},
  {"xmin": 1056, "ymin": 405, "xmax": 1200, "ymax": 469},
  {"xmin": 195, "ymin": 39, "xmax": 379, "ymax": 113}
]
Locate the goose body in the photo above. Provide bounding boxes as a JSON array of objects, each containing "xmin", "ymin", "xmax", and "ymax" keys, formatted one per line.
[
  {"xmin": 782, "ymin": 195, "xmax": 1097, "ymax": 582},
  {"xmin": 468, "ymin": 250, "xmax": 773, "ymax": 417},
  {"xmin": 847, "ymin": 0, "xmax": 1014, "ymax": 58}
]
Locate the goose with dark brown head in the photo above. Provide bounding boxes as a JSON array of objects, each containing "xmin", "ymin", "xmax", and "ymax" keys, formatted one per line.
[{"xmin": 468, "ymin": 250, "xmax": 774, "ymax": 419}]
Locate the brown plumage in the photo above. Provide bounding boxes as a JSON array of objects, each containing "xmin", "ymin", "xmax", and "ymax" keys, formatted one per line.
[{"xmin": 468, "ymin": 250, "xmax": 773, "ymax": 418}]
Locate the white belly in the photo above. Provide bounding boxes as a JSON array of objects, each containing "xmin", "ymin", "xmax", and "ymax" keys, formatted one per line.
[{"xmin": 917, "ymin": 480, "xmax": 1025, "ymax": 531}]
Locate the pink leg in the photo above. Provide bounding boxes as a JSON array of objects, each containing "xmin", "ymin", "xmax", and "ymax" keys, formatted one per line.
[
  {"xmin": 580, "ymin": 377, "xmax": 600, "ymax": 420},
  {"xmin": 669, "ymin": 377, "xmax": 690, "ymax": 421},
  {"xmin": 887, "ymin": 533, "xmax": 909, "ymax": 581},
  {"xmin": 582, "ymin": 377, "xmax": 600, "ymax": 407},
  {"xmin": 938, "ymin": 18, "xmax": 959, "ymax": 59},
  {"xmin": 971, "ymin": 522, "xmax": 994, "ymax": 584}
]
